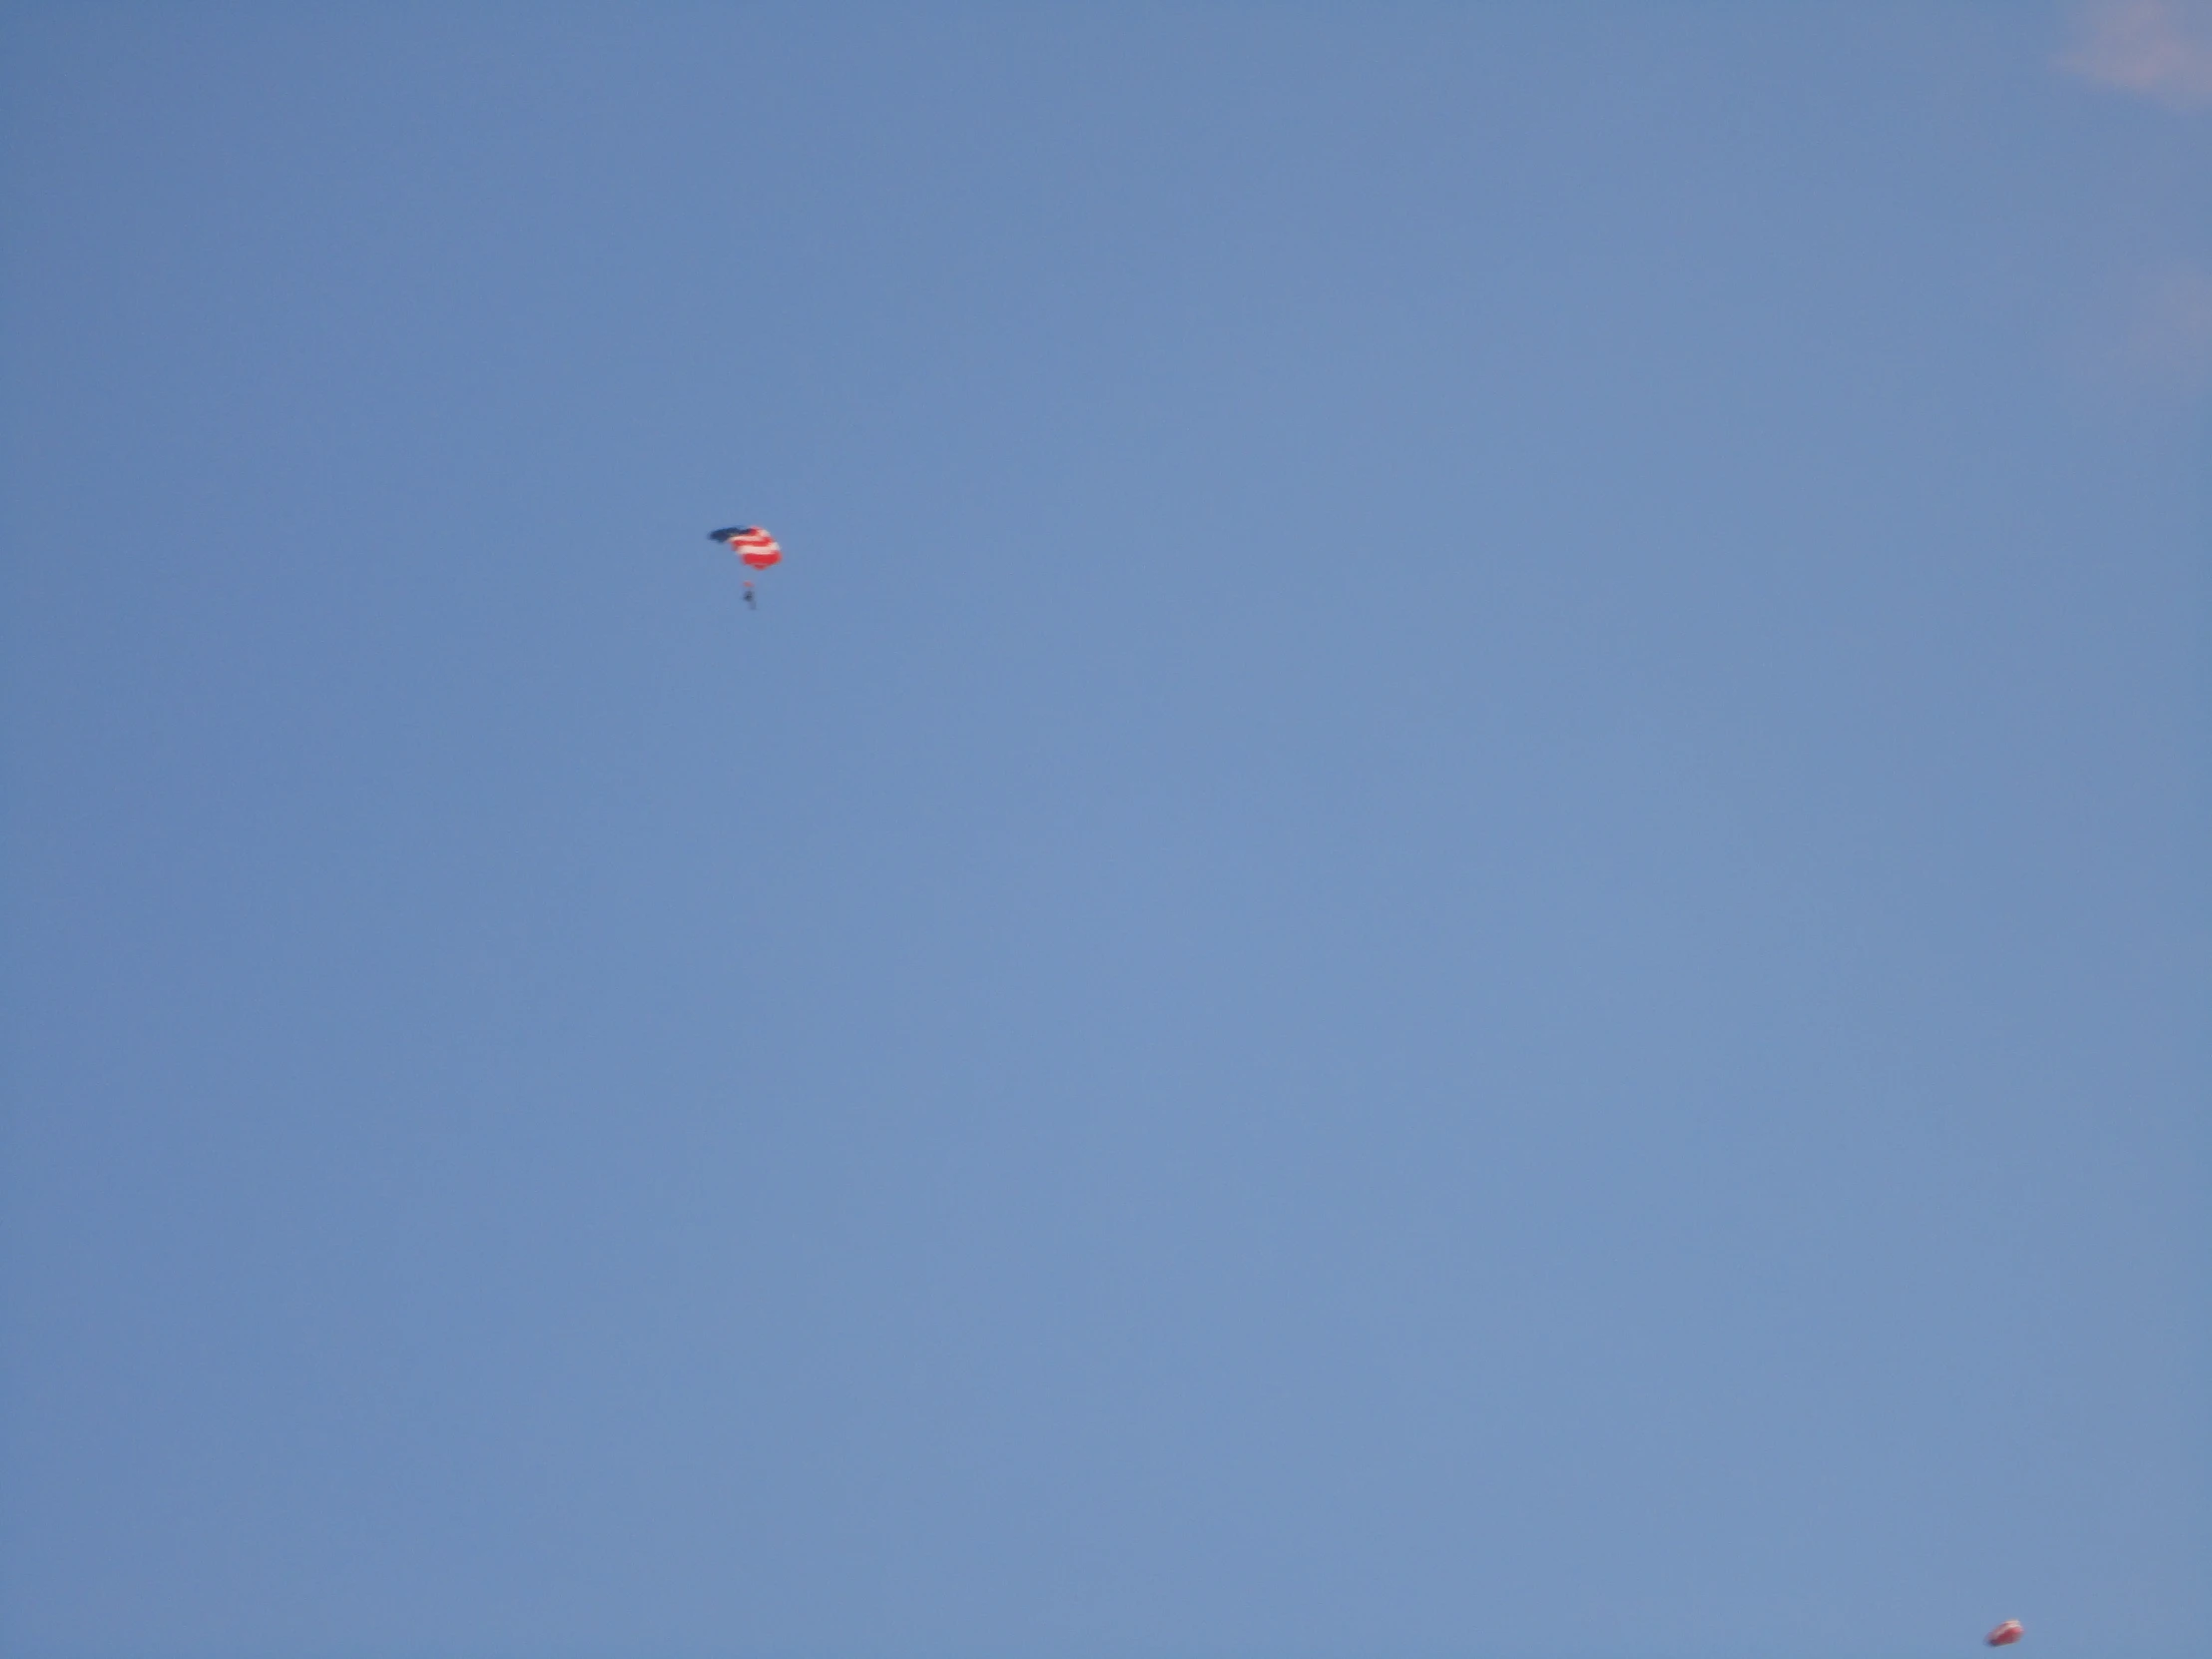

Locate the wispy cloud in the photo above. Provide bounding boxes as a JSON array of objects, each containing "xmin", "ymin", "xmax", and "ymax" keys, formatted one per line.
[
  {"xmin": 2134, "ymin": 266, "xmax": 2212, "ymax": 389},
  {"xmin": 2059, "ymin": 0, "xmax": 2212, "ymax": 106}
]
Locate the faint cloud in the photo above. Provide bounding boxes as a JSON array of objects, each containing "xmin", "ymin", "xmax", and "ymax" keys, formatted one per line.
[
  {"xmin": 2059, "ymin": 0, "xmax": 2212, "ymax": 106},
  {"xmin": 2070, "ymin": 266, "xmax": 2212, "ymax": 399},
  {"xmin": 2132, "ymin": 265, "xmax": 2212, "ymax": 388}
]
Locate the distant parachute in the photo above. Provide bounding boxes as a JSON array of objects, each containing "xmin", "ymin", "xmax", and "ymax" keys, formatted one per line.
[
  {"xmin": 709, "ymin": 526, "xmax": 783, "ymax": 569},
  {"xmin": 1985, "ymin": 1620, "xmax": 2024, "ymax": 1647},
  {"xmin": 708, "ymin": 525, "xmax": 784, "ymax": 609}
]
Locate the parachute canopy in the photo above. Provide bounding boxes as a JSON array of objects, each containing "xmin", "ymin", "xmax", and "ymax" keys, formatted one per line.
[
  {"xmin": 1985, "ymin": 1621, "xmax": 2024, "ymax": 1648},
  {"xmin": 709, "ymin": 526, "xmax": 783, "ymax": 570}
]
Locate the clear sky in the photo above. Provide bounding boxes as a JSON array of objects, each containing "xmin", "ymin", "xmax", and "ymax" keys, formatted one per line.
[{"xmin": 3, "ymin": 6, "xmax": 2207, "ymax": 1659}]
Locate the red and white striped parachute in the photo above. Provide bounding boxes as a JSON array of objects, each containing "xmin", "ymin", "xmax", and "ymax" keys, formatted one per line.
[
  {"xmin": 1984, "ymin": 1620, "xmax": 2024, "ymax": 1647},
  {"xmin": 709, "ymin": 525, "xmax": 783, "ymax": 570}
]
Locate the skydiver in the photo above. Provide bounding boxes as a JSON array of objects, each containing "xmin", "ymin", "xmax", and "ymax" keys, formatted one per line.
[{"xmin": 744, "ymin": 582, "xmax": 758, "ymax": 610}]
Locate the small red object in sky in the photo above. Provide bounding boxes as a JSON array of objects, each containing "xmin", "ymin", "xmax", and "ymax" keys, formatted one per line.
[
  {"xmin": 1984, "ymin": 1619, "xmax": 2024, "ymax": 1647},
  {"xmin": 709, "ymin": 526, "xmax": 784, "ymax": 571}
]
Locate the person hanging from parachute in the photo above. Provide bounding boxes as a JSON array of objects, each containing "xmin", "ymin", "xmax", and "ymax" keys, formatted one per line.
[{"xmin": 708, "ymin": 525, "xmax": 784, "ymax": 609}]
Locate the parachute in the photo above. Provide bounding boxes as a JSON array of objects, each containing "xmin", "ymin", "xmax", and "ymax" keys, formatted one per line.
[
  {"xmin": 708, "ymin": 525, "xmax": 784, "ymax": 609},
  {"xmin": 710, "ymin": 526, "xmax": 783, "ymax": 570},
  {"xmin": 1985, "ymin": 1620, "xmax": 2024, "ymax": 1647}
]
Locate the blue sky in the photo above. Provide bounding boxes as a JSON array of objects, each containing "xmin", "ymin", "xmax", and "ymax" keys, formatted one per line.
[{"xmin": 3, "ymin": 6, "xmax": 2207, "ymax": 1659}]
